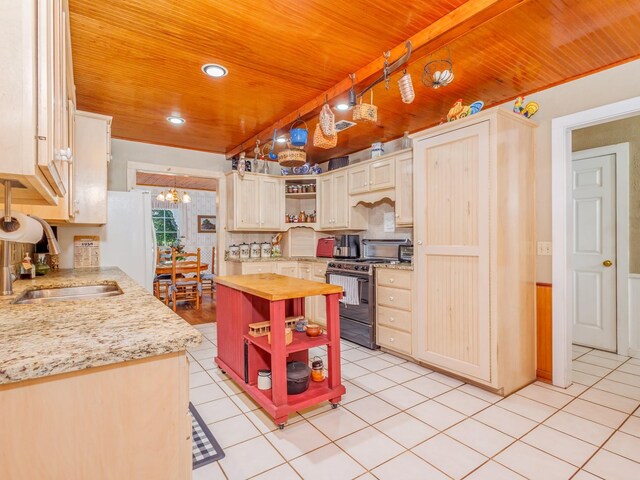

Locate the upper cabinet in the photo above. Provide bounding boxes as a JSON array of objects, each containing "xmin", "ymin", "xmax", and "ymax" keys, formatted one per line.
[
  {"xmin": 14, "ymin": 111, "xmax": 112, "ymax": 225},
  {"xmin": 348, "ymin": 157, "xmax": 395, "ymax": 195},
  {"xmin": 227, "ymin": 172, "xmax": 284, "ymax": 231},
  {"xmin": 394, "ymin": 151, "xmax": 413, "ymax": 226},
  {"xmin": 0, "ymin": 0, "xmax": 75, "ymax": 205},
  {"xmin": 317, "ymin": 170, "xmax": 367, "ymax": 231}
]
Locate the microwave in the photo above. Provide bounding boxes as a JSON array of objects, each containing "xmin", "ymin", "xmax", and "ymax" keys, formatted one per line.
[{"xmin": 398, "ymin": 245, "xmax": 413, "ymax": 263}]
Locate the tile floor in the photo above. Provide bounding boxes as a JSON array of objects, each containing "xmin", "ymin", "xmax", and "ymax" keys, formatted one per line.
[{"xmin": 189, "ymin": 324, "xmax": 640, "ymax": 480}]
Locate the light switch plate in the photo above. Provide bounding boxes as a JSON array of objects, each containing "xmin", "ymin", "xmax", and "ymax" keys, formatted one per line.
[{"xmin": 537, "ymin": 241, "xmax": 552, "ymax": 256}]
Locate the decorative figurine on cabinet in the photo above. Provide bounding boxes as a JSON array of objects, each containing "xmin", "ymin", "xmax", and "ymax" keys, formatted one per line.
[{"xmin": 513, "ymin": 96, "xmax": 539, "ymax": 119}]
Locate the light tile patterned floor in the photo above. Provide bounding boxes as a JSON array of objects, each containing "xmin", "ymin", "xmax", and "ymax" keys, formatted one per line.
[{"xmin": 189, "ymin": 324, "xmax": 640, "ymax": 480}]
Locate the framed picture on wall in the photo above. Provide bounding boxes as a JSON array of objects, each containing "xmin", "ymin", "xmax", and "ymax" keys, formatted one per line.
[{"xmin": 197, "ymin": 215, "xmax": 216, "ymax": 233}]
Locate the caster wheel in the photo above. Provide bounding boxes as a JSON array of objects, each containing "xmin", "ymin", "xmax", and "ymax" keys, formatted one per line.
[
  {"xmin": 331, "ymin": 403, "xmax": 339, "ymax": 409},
  {"xmin": 278, "ymin": 424, "xmax": 285, "ymax": 430},
  {"xmin": 220, "ymin": 369, "xmax": 226, "ymax": 374}
]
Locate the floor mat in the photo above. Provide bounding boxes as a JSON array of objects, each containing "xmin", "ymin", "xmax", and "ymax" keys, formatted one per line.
[{"xmin": 190, "ymin": 402, "xmax": 225, "ymax": 469}]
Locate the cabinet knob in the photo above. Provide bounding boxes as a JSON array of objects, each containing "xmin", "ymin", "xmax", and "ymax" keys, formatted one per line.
[
  {"xmin": 389, "ymin": 337, "xmax": 395, "ymax": 342},
  {"xmin": 395, "ymin": 214, "xmax": 400, "ymax": 218},
  {"xmin": 389, "ymin": 296, "xmax": 394, "ymax": 301},
  {"xmin": 389, "ymin": 278, "xmax": 395, "ymax": 283},
  {"xmin": 389, "ymin": 317, "xmax": 395, "ymax": 322},
  {"xmin": 417, "ymin": 240, "xmax": 423, "ymax": 245},
  {"xmin": 369, "ymin": 181, "xmax": 373, "ymax": 185}
]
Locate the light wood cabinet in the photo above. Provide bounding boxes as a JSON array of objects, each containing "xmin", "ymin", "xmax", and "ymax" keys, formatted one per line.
[
  {"xmin": 276, "ymin": 261, "xmax": 300, "ymax": 278},
  {"xmin": 412, "ymin": 110, "xmax": 536, "ymax": 395},
  {"xmin": 0, "ymin": 352, "xmax": 191, "ymax": 479},
  {"xmin": 318, "ymin": 170, "xmax": 367, "ymax": 231},
  {"xmin": 0, "ymin": 0, "xmax": 75, "ymax": 205},
  {"xmin": 394, "ymin": 151, "xmax": 413, "ymax": 226},
  {"xmin": 18, "ymin": 111, "xmax": 112, "ymax": 224},
  {"xmin": 348, "ymin": 157, "xmax": 395, "ymax": 195},
  {"xmin": 227, "ymin": 172, "xmax": 284, "ymax": 231},
  {"xmin": 237, "ymin": 262, "xmax": 276, "ymax": 275},
  {"xmin": 376, "ymin": 269, "xmax": 413, "ymax": 356}
]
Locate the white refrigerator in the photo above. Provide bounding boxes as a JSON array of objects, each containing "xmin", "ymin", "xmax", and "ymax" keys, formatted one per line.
[{"xmin": 57, "ymin": 190, "xmax": 157, "ymax": 292}]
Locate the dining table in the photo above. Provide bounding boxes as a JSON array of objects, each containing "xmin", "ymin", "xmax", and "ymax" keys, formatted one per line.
[{"xmin": 155, "ymin": 261, "xmax": 209, "ymax": 276}]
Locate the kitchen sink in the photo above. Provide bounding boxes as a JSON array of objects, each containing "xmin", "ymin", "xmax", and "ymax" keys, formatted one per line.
[{"xmin": 12, "ymin": 283, "xmax": 123, "ymax": 304}]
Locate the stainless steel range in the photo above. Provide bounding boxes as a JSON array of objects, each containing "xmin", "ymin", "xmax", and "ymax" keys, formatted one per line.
[{"xmin": 326, "ymin": 239, "xmax": 411, "ymax": 349}]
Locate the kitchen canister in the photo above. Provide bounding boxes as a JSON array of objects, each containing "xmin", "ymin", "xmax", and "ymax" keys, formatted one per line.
[
  {"xmin": 371, "ymin": 142, "xmax": 384, "ymax": 158},
  {"xmin": 250, "ymin": 242, "xmax": 261, "ymax": 258},
  {"xmin": 239, "ymin": 243, "xmax": 250, "ymax": 259},
  {"xmin": 261, "ymin": 242, "xmax": 272, "ymax": 258},
  {"xmin": 257, "ymin": 370, "xmax": 272, "ymax": 390},
  {"xmin": 228, "ymin": 244, "xmax": 240, "ymax": 259}
]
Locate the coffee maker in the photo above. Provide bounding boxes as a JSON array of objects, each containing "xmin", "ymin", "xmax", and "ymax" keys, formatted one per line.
[{"xmin": 333, "ymin": 235, "xmax": 360, "ymax": 259}]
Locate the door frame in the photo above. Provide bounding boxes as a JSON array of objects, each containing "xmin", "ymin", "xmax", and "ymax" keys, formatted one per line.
[
  {"xmin": 551, "ymin": 96, "xmax": 637, "ymax": 388},
  {"xmin": 125, "ymin": 161, "xmax": 228, "ymax": 275}
]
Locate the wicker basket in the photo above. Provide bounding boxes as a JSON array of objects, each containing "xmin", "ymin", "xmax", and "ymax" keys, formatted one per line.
[
  {"xmin": 278, "ymin": 148, "xmax": 307, "ymax": 167},
  {"xmin": 313, "ymin": 123, "xmax": 337, "ymax": 149},
  {"xmin": 319, "ymin": 103, "xmax": 336, "ymax": 136},
  {"xmin": 353, "ymin": 90, "xmax": 377, "ymax": 123}
]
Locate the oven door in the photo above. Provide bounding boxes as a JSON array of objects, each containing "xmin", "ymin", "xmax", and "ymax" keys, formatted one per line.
[{"xmin": 326, "ymin": 273, "xmax": 371, "ymax": 324}]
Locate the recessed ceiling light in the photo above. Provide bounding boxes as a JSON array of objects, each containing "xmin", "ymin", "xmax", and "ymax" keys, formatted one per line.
[
  {"xmin": 167, "ymin": 116, "xmax": 186, "ymax": 125},
  {"xmin": 335, "ymin": 103, "xmax": 350, "ymax": 111},
  {"xmin": 276, "ymin": 137, "xmax": 287, "ymax": 143},
  {"xmin": 202, "ymin": 63, "xmax": 228, "ymax": 78}
]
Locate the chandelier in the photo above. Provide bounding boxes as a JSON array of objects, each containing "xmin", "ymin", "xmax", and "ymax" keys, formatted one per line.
[{"xmin": 156, "ymin": 187, "xmax": 191, "ymax": 204}]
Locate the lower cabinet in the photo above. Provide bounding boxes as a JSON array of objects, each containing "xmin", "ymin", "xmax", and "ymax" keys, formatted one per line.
[{"xmin": 376, "ymin": 269, "xmax": 413, "ymax": 356}]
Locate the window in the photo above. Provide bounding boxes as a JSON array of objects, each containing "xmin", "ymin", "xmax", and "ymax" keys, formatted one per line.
[{"xmin": 152, "ymin": 209, "xmax": 180, "ymax": 246}]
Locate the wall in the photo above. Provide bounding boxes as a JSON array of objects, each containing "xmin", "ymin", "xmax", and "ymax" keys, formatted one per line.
[
  {"xmin": 322, "ymin": 59, "xmax": 640, "ymax": 282},
  {"xmin": 572, "ymin": 115, "xmax": 640, "ymax": 274},
  {"xmin": 108, "ymin": 139, "xmax": 229, "ymax": 191}
]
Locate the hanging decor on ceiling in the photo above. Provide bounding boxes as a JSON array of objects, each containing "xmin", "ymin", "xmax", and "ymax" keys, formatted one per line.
[
  {"xmin": 422, "ymin": 47, "xmax": 455, "ymax": 89},
  {"xmin": 319, "ymin": 101, "xmax": 336, "ymax": 136},
  {"xmin": 397, "ymin": 70, "xmax": 415, "ymax": 104},
  {"xmin": 278, "ymin": 145, "xmax": 307, "ymax": 167},
  {"xmin": 313, "ymin": 122, "xmax": 337, "ymax": 149},
  {"xmin": 353, "ymin": 89, "xmax": 378, "ymax": 123}
]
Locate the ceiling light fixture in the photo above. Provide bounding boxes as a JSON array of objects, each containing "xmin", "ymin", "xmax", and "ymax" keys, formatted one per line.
[
  {"xmin": 167, "ymin": 116, "xmax": 186, "ymax": 125},
  {"xmin": 201, "ymin": 63, "xmax": 228, "ymax": 78},
  {"xmin": 156, "ymin": 177, "xmax": 191, "ymax": 204},
  {"xmin": 335, "ymin": 103, "xmax": 350, "ymax": 111},
  {"xmin": 276, "ymin": 136, "xmax": 287, "ymax": 143}
]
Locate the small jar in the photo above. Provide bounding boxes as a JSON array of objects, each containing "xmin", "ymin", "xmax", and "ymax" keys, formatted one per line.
[
  {"xmin": 311, "ymin": 357, "xmax": 324, "ymax": 382},
  {"xmin": 261, "ymin": 242, "xmax": 272, "ymax": 258},
  {"xmin": 250, "ymin": 242, "xmax": 261, "ymax": 258},
  {"xmin": 239, "ymin": 243, "xmax": 250, "ymax": 259},
  {"xmin": 229, "ymin": 245, "xmax": 240, "ymax": 259},
  {"xmin": 257, "ymin": 370, "xmax": 272, "ymax": 390}
]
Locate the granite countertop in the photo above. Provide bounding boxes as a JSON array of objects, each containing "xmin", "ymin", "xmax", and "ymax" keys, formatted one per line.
[
  {"xmin": 0, "ymin": 267, "xmax": 201, "ymax": 386},
  {"xmin": 227, "ymin": 256, "xmax": 332, "ymax": 263},
  {"xmin": 373, "ymin": 263, "xmax": 414, "ymax": 271}
]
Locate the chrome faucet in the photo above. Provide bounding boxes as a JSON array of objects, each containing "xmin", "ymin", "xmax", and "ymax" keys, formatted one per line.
[{"xmin": 28, "ymin": 215, "xmax": 61, "ymax": 255}]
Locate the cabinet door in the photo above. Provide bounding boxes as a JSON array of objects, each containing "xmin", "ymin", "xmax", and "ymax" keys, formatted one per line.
[
  {"xmin": 332, "ymin": 171, "xmax": 349, "ymax": 228},
  {"xmin": 317, "ymin": 175, "xmax": 334, "ymax": 229},
  {"xmin": 414, "ymin": 121, "xmax": 491, "ymax": 382},
  {"xmin": 241, "ymin": 262, "xmax": 275, "ymax": 274},
  {"xmin": 348, "ymin": 164, "xmax": 369, "ymax": 194},
  {"xmin": 313, "ymin": 266, "xmax": 328, "ymax": 327},
  {"xmin": 369, "ymin": 158, "xmax": 395, "ymax": 191},
  {"xmin": 259, "ymin": 176, "xmax": 283, "ymax": 230},
  {"xmin": 276, "ymin": 262, "xmax": 299, "ymax": 278},
  {"xmin": 236, "ymin": 175, "xmax": 260, "ymax": 229},
  {"xmin": 395, "ymin": 153, "xmax": 413, "ymax": 225}
]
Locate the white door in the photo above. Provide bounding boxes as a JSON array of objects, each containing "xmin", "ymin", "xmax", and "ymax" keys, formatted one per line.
[{"xmin": 571, "ymin": 148, "xmax": 617, "ymax": 351}]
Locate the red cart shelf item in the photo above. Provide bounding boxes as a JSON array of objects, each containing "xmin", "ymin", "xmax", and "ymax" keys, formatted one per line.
[{"xmin": 215, "ymin": 273, "xmax": 345, "ymax": 428}]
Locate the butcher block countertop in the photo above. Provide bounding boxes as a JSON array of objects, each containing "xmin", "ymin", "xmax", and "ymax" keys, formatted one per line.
[
  {"xmin": 0, "ymin": 267, "xmax": 201, "ymax": 385},
  {"xmin": 216, "ymin": 273, "xmax": 343, "ymax": 301}
]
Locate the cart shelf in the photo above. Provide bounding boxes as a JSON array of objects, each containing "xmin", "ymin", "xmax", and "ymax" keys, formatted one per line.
[{"xmin": 244, "ymin": 331, "xmax": 330, "ymax": 355}]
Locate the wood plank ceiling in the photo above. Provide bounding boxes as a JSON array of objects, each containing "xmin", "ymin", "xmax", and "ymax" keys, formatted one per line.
[
  {"xmin": 69, "ymin": 0, "xmax": 640, "ymax": 163},
  {"xmin": 135, "ymin": 172, "xmax": 217, "ymax": 191}
]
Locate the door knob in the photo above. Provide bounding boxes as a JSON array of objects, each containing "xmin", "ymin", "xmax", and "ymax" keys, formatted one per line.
[{"xmin": 603, "ymin": 260, "xmax": 613, "ymax": 267}]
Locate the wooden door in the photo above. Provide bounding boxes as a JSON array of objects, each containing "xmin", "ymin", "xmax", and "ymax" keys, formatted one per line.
[
  {"xmin": 414, "ymin": 121, "xmax": 491, "ymax": 382},
  {"xmin": 369, "ymin": 157, "xmax": 395, "ymax": 191},
  {"xmin": 260, "ymin": 176, "xmax": 283, "ymax": 230},
  {"xmin": 348, "ymin": 164, "xmax": 369, "ymax": 194},
  {"xmin": 333, "ymin": 171, "xmax": 349, "ymax": 228},
  {"xmin": 236, "ymin": 174, "xmax": 260, "ymax": 229},
  {"xmin": 395, "ymin": 153, "xmax": 413, "ymax": 225},
  {"xmin": 571, "ymin": 148, "xmax": 617, "ymax": 351},
  {"xmin": 317, "ymin": 174, "xmax": 334, "ymax": 229}
]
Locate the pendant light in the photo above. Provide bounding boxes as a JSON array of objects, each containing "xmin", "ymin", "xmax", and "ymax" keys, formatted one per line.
[{"xmin": 156, "ymin": 177, "xmax": 191, "ymax": 204}]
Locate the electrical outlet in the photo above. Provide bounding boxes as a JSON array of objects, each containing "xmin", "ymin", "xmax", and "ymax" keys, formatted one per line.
[{"xmin": 537, "ymin": 241, "xmax": 552, "ymax": 256}]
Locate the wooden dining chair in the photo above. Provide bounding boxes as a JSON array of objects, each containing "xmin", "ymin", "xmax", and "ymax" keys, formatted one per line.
[
  {"xmin": 167, "ymin": 247, "xmax": 201, "ymax": 311},
  {"xmin": 154, "ymin": 247, "xmax": 174, "ymax": 301},
  {"xmin": 201, "ymin": 246, "xmax": 216, "ymax": 299}
]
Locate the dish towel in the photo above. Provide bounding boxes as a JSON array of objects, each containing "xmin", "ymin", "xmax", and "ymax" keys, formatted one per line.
[{"xmin": 328, "ymin": 274, "xmax": 360, "ymax": 306}]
